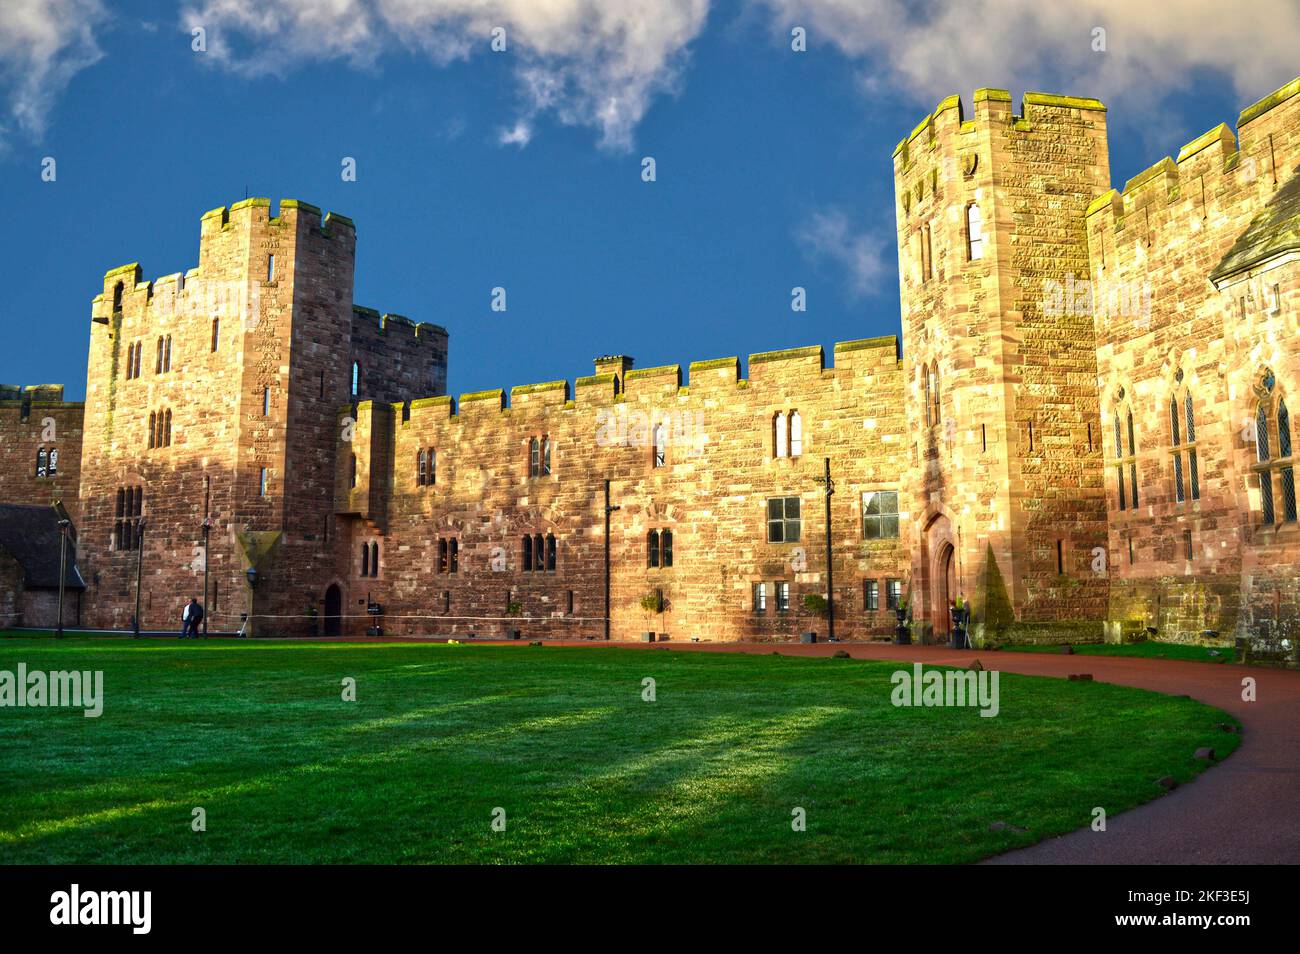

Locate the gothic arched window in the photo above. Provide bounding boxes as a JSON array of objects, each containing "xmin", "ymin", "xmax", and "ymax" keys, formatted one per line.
[
  {"xmin": 1170, "ymin": 386, "xmax": 1200, "ymax": 503},
  {"xmin": 966, "ymin": 203, "xmax": 984, "ymax": 261},
  {"xmin": 1253, "ymin": 374, "xmax": 1295, "ymax": 525}
]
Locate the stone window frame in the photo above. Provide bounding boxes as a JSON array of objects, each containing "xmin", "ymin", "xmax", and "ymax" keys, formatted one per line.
[
  {"xmin": 416, "ymin": 448, "xmax": 436, "ymax": 487},
  {"xmin": 1168, "ymin": 378, "xmax": 1200, "ymax": 505},
  {"xmin": 752, "ymin": 582, "xmax": 767, "ymax": 613},
  {"xmin": 772, "ymin": 410, "xmax": 803, "ymax": 459},
  {"xmin": 920, "ymin": 221, "xmax": 933, "ymax": 282},
  {"xmin": 885, "ymin": 578, "xmax": 903, "ymax": 611},
  {"xmin": 154, "ymin": 335, "xmax": 173, "ymax": 374},
  {"xmin": 359, "ymin": 541, "xmax": 380, "ymax": 578},
  {"xmin": 528, "ymin": 435, "xmax": 553, "ymax": 478},
  {"xmin": 862, "ymin": 490, "xmax": 900, "ymax": 540},
  {"xmin": 1252, "ymin": 370, "xmax": 1296, "ymax": 527},
  {"xmin": 1108, "ymin": 389, "xmax": 1139, "ymax": 513},
  {"xmin": 863, "ymin": 579, "xmax": 879, "ymax": 612},
  {"xmin": 647, "ymin": 528, "xmax": 673, "ymax": 569},
  {"xmin": 766, "ymin": 495, "xmax": 802, "ymax": 543},
  {"xmin": 437, "ymin": 537, "xmax": 459, "ymax": 574},
  {"xmin": 775, "ymin": 580, "xmax": 791, "ymax": 613},
  {"xmin": 921, "ymin": 362, "xmax": 940, "ymax": 432},
  {"xmin": 521, "ymin": 533, "xmax": 557, "ymax": 573},
  {"xmin": 114, "ymin": 486, "xmax": 143, "ymax": 551}
]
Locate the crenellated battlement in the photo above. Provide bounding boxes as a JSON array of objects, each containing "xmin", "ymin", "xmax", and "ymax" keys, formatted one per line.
[
  {"xmin": 351, "ymin": 306, "xmax": 448, "ymax": 345},
  {"xmin": 197, "ymin": 196, "xmax": 355, "ymax": 236},
  {"xmin": 0, "ymin": 384, "xmax": 79, "ymax": 408},
  {"xmin": 398, "ymin": 336, "xmax": 899, "ymax": 427},
  {"xmin": 893, "ymin": 86, "xmax": 1106, "ymax": 175},
  {"xmin": 91, "ymin": 197, "xmax": 358, "ymax": 325},
  {"xmin": 1084, "ymin": 74, "xmax": 1300, "ymax": 279}
]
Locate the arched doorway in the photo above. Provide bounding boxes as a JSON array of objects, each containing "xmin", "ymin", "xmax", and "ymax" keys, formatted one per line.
[
  {"xmin": 935, "ymin": 543, "xmax": 955, "ymax": 636},
  {"xmin": 323, "ymin": 584, "xmax": 342, "ymax": 637}
]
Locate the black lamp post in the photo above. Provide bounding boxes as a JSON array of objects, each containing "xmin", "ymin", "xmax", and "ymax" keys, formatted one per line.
[
  {"xmin": 603, "ymin": 479, "xmax": 621, "ymax": 641},
  {"xmin": 200, "ymin": 517, "xmax": 212, "ymax": 638},
  {"xmin": 56, "ymin": 518, "xmax": 70, "ymax": 638},
  {"xmin": 813, "ymin": 458, "xmax": 836, "ymax": 642},
  {"xmin": 132, "ymin": 515, "xmax": 147, "ymax": 638}
]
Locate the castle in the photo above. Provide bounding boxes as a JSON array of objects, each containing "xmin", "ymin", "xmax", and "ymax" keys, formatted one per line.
[{"xmin": 1, "ymin": 74, "xmax": 1298, "ymax": 652}]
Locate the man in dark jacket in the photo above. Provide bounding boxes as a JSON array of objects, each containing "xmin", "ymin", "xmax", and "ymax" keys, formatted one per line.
[{"xmin": 184, "ymin": 598, "xmax": 204, "ymax": 638}]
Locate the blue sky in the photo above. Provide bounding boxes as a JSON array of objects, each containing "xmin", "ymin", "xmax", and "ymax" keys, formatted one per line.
[{"xmin": 1, "ymin": 1, "xmax": 1297, "ymax": 401}]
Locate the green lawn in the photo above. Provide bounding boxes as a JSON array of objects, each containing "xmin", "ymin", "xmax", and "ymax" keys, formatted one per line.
[
  {"xmin": 998, "ymin": 641, "xmax": 1234, "ymax": 664},
  {"xmin": 0, "ymin": 639, "xmax": 1239, "ymax": 864}
]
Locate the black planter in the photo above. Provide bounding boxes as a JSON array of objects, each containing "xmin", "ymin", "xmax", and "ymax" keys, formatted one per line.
[
  {"xmin": 800, "ymin": 631, "xmax": 817, "ymax": 644},
  {"xmin": 894, "ymin": 609, "xmax": 911, "ymax": 645}
]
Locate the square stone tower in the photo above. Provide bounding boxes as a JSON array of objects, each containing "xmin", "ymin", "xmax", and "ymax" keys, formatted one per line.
[
  {"xmin": 893, "ymin": 90, "xmax": 1112, "ymax": 641},
  {"xmin": 77, "ymin": 199, "xmax": 447, "ymax": 634}
]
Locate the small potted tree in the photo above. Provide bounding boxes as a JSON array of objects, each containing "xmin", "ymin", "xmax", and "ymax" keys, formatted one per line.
[
  {"xmin": 639, "ymin": 591, "xmax": 661, "ymax": 642},
  {"xmin": 894, "ymin": 594, "xmax": 911, "ymax": 645},
  {"xmin": 801, "ymin": 593, "xmax": 827, "ymax": 643},
  {"xmin": 505, "ymin": 600, "xmax": 523, "ymax": 639}
]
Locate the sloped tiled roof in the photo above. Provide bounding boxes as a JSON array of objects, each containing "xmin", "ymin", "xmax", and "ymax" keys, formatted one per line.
[
  {"xmin": 1210, "ymin": 165, "xmax": 1300, "ymax": 284},
  {"xmin": 0, "ymin": 503, "xmax": 85, "ymax": 590}
]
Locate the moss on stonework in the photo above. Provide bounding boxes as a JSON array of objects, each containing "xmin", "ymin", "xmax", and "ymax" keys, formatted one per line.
[
  {"xmin": 230, "ymin": 198, "xmax": 271, "ymax": 212},
  {"xmin": 1085, "ymin": 189, "xmax": 1119, "ymax": 218},
  {"xmin": 511, "ymin": 380, "xmax": 568, "ymax": 396},
  {"xmin": 324, "ymin": 212, "xmax": 355, "ymax": 230},
  {"xmin": 410, "ymin": 395, "xmax": 453, "ymax": 409},
  {"xmin": 688, "ymin": 357, "xmax": 738, "ymax": 373},
  {"xmin": 834, "ymin": 335, "xmax": 896, "ymax": 354},
  {"xmin": 103, "ymin": 263, "xmax": 140, "ymax": 280},
  {"xmin": 625, "ymin": 365, "xmax": 680, "ymax": 381},
  {"xmin": 460, "ymin": 389, "xmax": 504, "ymax": 404},
  {"xmin": 750, "ymin": 345, "xmax": 822, "ymax": 365},
  {"xmin": 1238, "ymin": 75, "xmax": 1300, "ymax": 127},
  {"xmin": 974, "ymin": 88, "xmax": 1011, "ymax": 103},
  {"xmin": 280, "ymin": 199, "xmax": 321, "ymax": 215},
  {"xmin": 1123, "ymin": 156, "xmax": 1176, "ymax": 196},
  {"xmin": 1176, "ymin": 123, "xmax": 1235, "ymax": 164},
  {"xmin": 575, "ymin": 373, "xmax": 616, "ymax": 388},
  {"xmin": 933, "ymin": 94, "xmax": 961, "ymax": 117},
  {"xmin": 1023, "ymin": 91, "xmax": 1106, "ymax": 112},
  {"xmin": 200, "ymin": 207, "xmax": 226, "ymax": 221}
]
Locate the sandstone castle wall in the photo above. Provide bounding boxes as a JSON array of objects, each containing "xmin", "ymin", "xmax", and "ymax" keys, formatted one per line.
[{"xmin": 1, "ymin": 74, "xmax": 1297, "ymax": 650}]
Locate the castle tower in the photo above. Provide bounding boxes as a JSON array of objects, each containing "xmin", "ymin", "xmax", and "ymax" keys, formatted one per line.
[
  {"xmin": 77, "ymin": 199, "xmax": 448, "ymax": 634},
  {"xmin": 893, "ymin": 89, "xmax": 1112, "ymax": 641}
]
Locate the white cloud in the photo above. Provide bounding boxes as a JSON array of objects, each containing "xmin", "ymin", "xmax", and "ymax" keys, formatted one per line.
[
  {"xmin": 753, "ymin": 1, "xmax": 1300, "ymax": 113},
  {"xmin": 795, "ymin": 208, "xmax": 893, "ymax": 298},
  {"xmin": 0, "ymin": 0, "xmax": 107, "ymax": 150},
  {"xmin": 497, "ymin": 119, "xmax": 531, "ymax": 147},
  {"xmin": 181, "ymin": 0, "xmax": 712, "ymax": 150}
]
